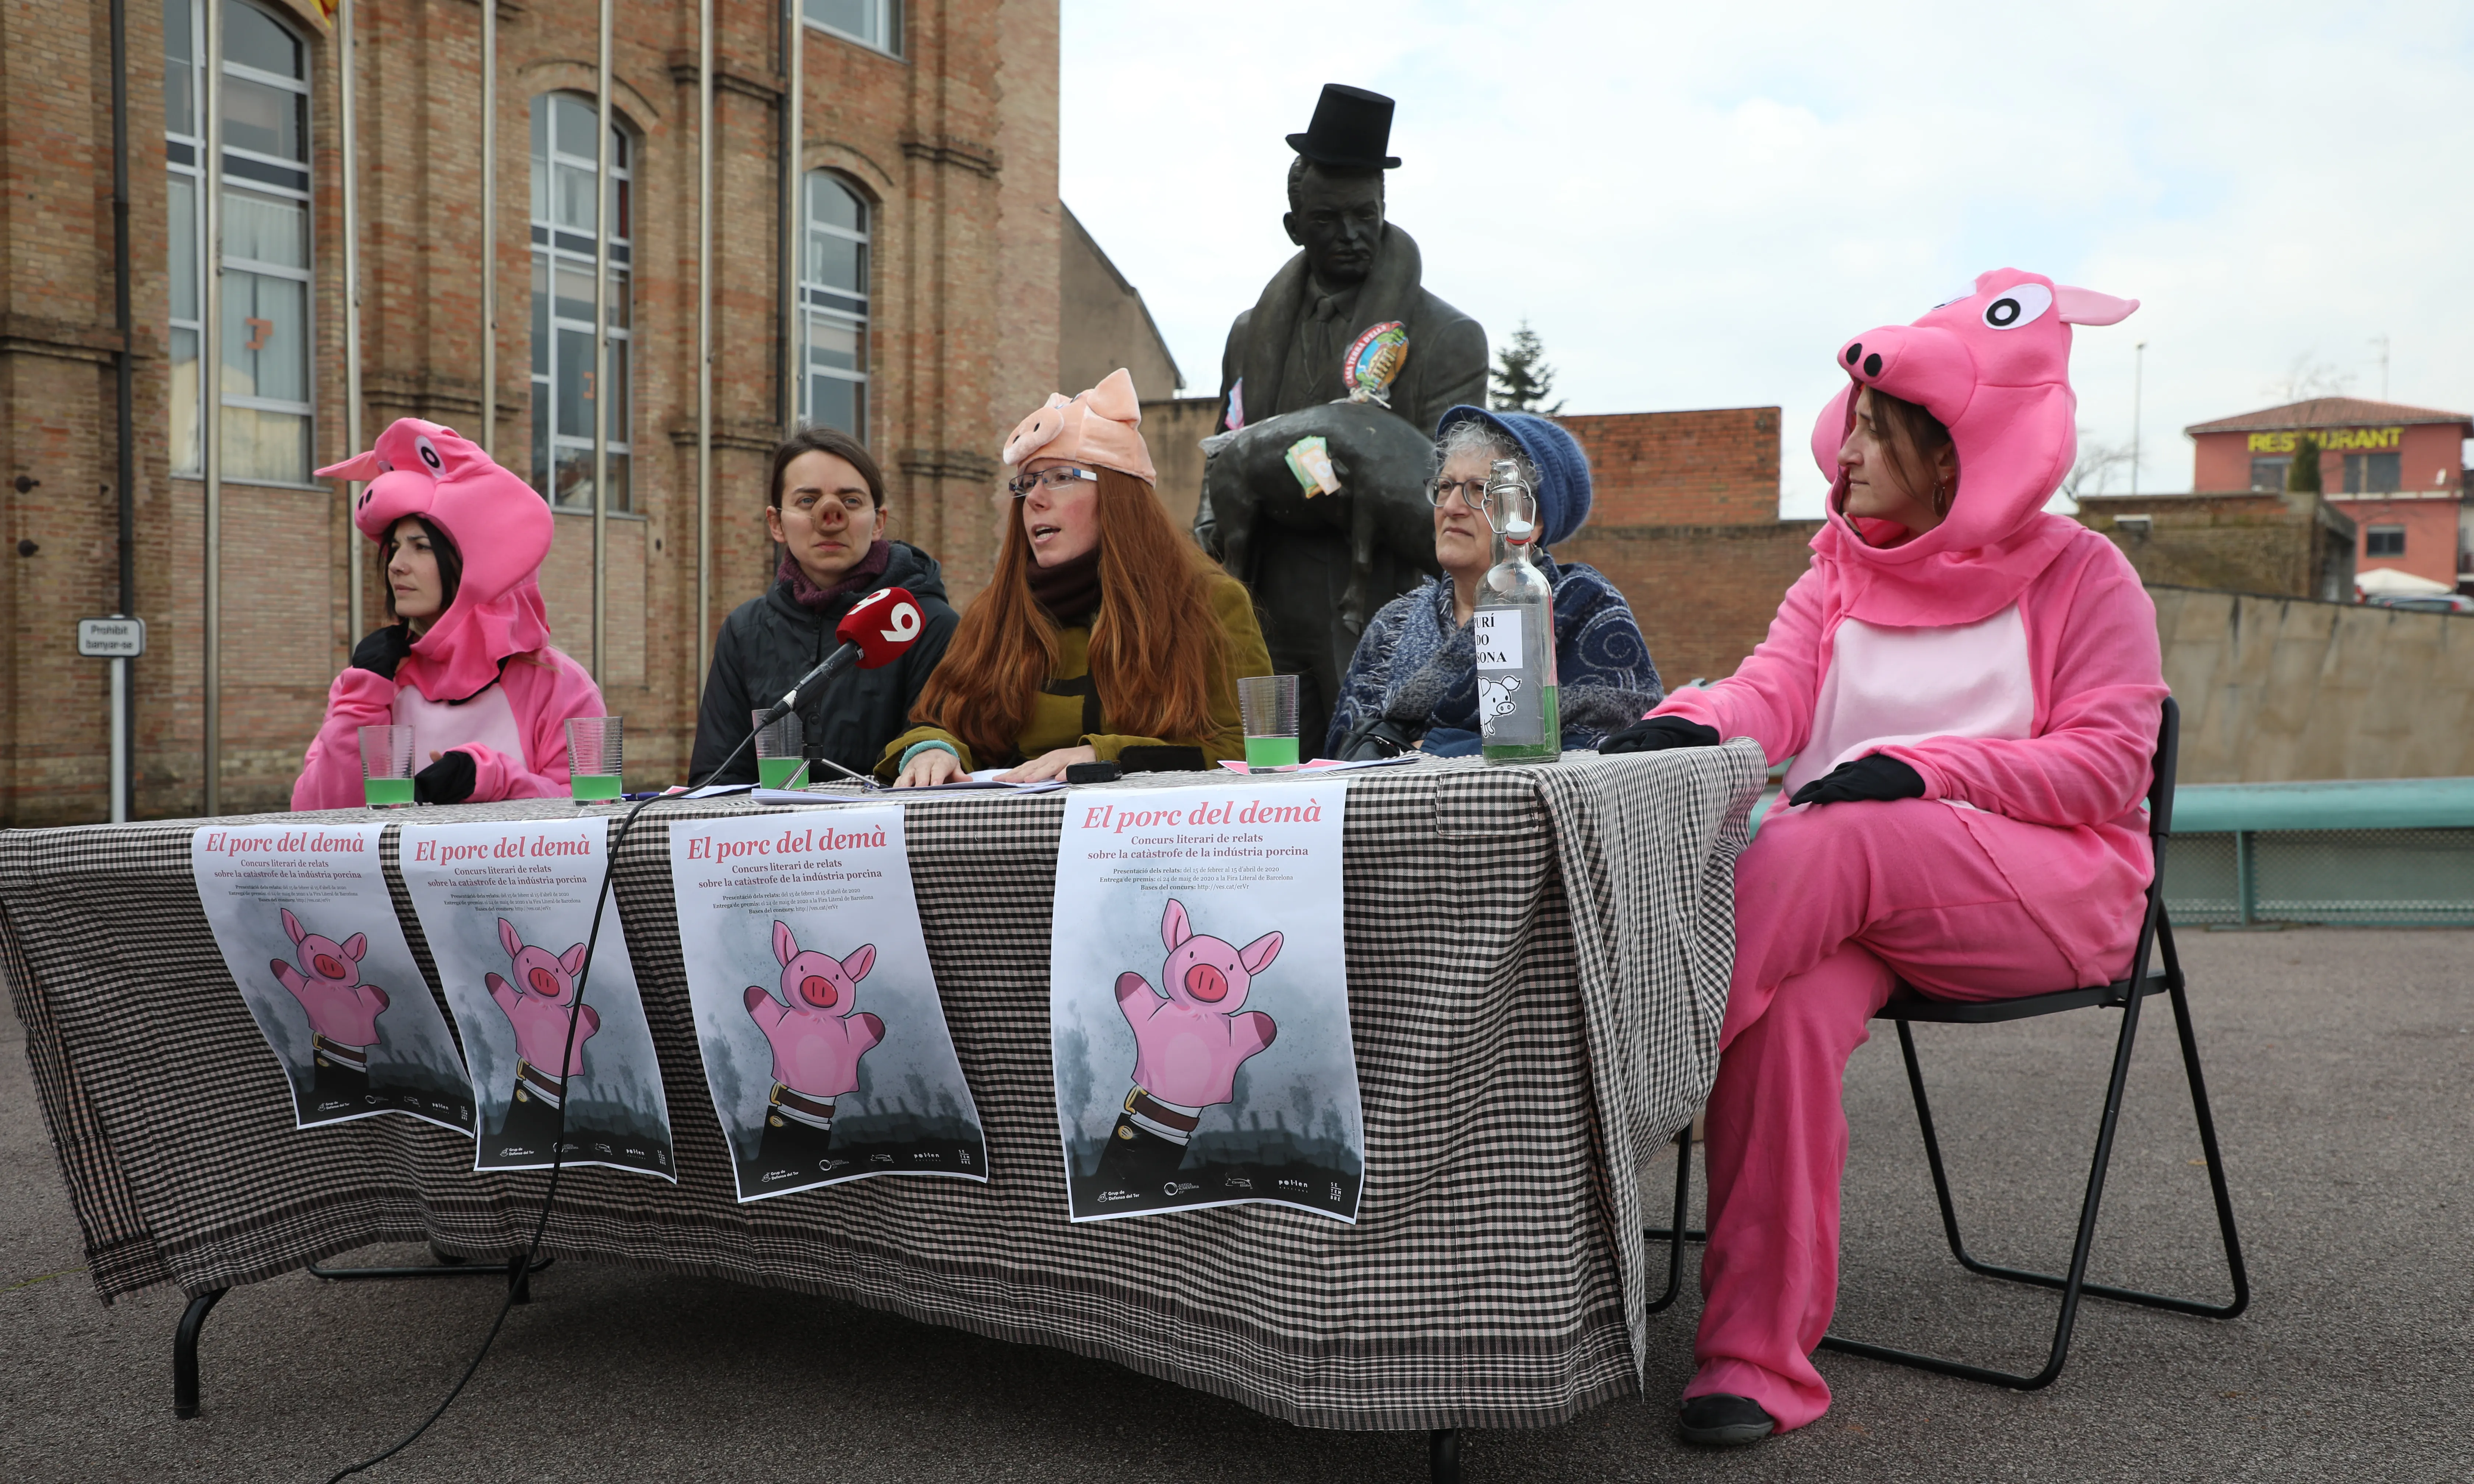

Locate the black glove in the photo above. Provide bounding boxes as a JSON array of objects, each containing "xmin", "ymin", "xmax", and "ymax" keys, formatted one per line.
[
  {"xmin": 1788, "ymin": 753, "xmax": 1925, "ymax": 808},
  {"xmin": 1597, "ymin": 716, "xmax": 1721, "ymax": 755},
  {"xmin": 350, "ymin": 624, "xmax": 414, "ymax": 681},
  {"xmin": 413, "ymin": 749, "xmax": 477, "ymax": 805},
  {"xmin": 1335, "ymin": 716, "xmax": 1420, "ymax": 762}
]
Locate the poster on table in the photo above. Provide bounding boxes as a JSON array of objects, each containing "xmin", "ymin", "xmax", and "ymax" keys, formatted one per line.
[
  {"xmin": 1050, "ymin": 781, "xmax": 1365, "ymax": 1223},
  {"xmin": 399, "ymin": 815, "xmax": 675, "ymax": 1180},
  {"xmin": 668, "ymin": 806, "xmax": 986, "ymax": 1201},
  {"xmin": 190, "ymin": 821, "xmax": 476, "ymax": 1134}
]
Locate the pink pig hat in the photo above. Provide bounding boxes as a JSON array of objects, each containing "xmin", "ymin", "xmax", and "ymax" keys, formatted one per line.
[
  {"xmin": 316, "ymin": 418, "xmax": 555, "ymax": 700},
  {"xmin": 1000, "ymin": 367, "xmax": 1157, "ymax": 484},
  {"xmin": 1808, "ymin": 268, "xmax": 2139, "ymax": 628}
]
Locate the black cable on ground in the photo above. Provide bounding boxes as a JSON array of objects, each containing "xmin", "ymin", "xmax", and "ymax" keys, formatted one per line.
[{"xmin": 325, "ymin": 734, "xmax": 779, "ymax": 1481}]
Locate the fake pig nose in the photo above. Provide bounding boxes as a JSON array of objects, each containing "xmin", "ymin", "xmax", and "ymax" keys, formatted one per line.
[
  {"xmin": 1842, "ymin": 341, "xmax": 1884, "ymax": 379},
  {"xmin": 313, "ymin": 954, "xmax": 346, "ymax": 979},
  {"xmin": 527, "ymin": 967, "xmax": 561, "ymax": 997},
  {"xmin": 1185, "ymin": 964, "xmax": 1230, "ymax": 1003},
  {"xmin": 800, "ymin": 974, "xmax": 839, "ymax": 1008}
]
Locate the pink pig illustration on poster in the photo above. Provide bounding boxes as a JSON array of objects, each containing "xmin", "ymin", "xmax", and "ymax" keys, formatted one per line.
[
  {"xmin": 1050, "ymin": 782, "xmax": 1364, "ymax": 1223},
  {"xmin": 667, "ymin": 805, "xmax": 987, "ymax": 1202},
  {"xmin": 190, "ymin": 823, "xmax": 476, "ymax": 1134},
  {"xmin": 742, "ymin": 922, "xmax": 882, "ymax": 1174},
  {"xmin": 273, "ymin": 908, "xmax": 389, "ymax": 1114},
  {"xmin": 401, "ymin": 815, "xmax": 676, "ymax": 1180},
  {"xmin": 480, "ymin": 916, "xmax": 604, "ymax": 1161}
]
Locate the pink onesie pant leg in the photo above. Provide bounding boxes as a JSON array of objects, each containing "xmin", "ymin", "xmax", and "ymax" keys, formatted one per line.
[{"xmin": 1687, "ymin": 800, "xmax": 2080, "ymax": 1431}]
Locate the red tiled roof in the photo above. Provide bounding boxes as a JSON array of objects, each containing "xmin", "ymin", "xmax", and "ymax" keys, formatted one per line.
[{"xmin": 2184, "ymin": 397, "xmax": 2472, "ymax": 437}]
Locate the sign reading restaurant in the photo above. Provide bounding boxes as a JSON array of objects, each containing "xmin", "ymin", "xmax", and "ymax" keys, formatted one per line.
[{"xmin": 2246, "ymin": 426, "xmax": 2403, "ymax": 453}]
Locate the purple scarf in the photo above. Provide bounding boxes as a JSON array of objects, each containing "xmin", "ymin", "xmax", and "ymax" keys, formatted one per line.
[{"xmin": 778, "ymin": 538, "xmax": 893, "ymax": 611}]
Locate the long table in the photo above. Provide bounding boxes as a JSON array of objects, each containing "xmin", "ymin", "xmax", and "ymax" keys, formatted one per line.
[{"xmin": 0, "ymin": 746, "xmax": 1763, "ymax": 1433}]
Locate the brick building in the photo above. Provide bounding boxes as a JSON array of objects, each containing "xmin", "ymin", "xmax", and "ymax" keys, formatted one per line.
[
  {"xmin": 2183, "ymin": 397, "xmax": 2471, "ymax": 594},
  {"xmin": 1553, "ymin": 405, "xmax": 1815, "ymax": 686},
  {"xmin": 2074, "ymin": 490, "xmax": 2357, "ymax": 603},
  {"xmin": 0, "ymin": 0, "xmax": 1062, "ymax": 827}
]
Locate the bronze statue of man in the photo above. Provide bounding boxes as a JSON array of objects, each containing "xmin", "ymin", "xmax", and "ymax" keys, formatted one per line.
[{"xmin": 1198, "ymin": 84, "xmax": 1487, "ymax": 748}]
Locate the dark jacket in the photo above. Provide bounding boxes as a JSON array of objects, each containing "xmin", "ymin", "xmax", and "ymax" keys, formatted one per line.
[{"xmin": 692, "ymin": 541, "xmax": 959, "ymax": 787}]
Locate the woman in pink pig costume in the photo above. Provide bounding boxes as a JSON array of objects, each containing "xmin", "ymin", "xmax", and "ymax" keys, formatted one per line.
[
  {"xmin": 1597, "ymin": 269, "xmax": 2161, "ymax": 1446},
  {"xmin": 292, "ymin": 418, "xmax": 605, "ymax": 809}
]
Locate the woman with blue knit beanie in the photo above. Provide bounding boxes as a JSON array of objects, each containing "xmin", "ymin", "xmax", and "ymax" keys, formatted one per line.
[{"xmin": 1326, "ymin": 406, "xmax": 1663, "ymax": 758}]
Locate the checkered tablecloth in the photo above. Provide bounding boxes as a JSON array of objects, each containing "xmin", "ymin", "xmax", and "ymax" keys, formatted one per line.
[{"xmin": 0, "ymin": 744, "xmax": 1763, "ymax": 1432}]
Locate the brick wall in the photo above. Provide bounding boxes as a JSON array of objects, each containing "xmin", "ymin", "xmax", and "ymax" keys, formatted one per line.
[
  {"xmin": 1561, "ymin": 406, "xmax": 1780, "ymax": 527},
  {"xmin": 2076, "ymin": 491, "xmax": 2356, "ymax": 603},
  {"xmin": 0, "ymin": 0, "xmax": 1060, "ymax": 826},
  {"xmin": 1556, "ymin": 520, "xmax": 1821, "ymax": 688}
]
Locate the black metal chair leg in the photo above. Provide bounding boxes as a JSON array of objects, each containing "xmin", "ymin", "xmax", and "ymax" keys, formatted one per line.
[
  {"xmin": 1645, "ymin": 1126, "xmax": 1697, "ymax": 1313},
  {"xmin": 172, "ymin": 1286, "xmax": 226, "ymax": 1418},
  {"xmin": 1823, "ymin": 962, "xmax": 2249, "ymax": 1387},
  {"xmin": 2161, "ymin": 921, "xmax": 2250, "ymax": 1320},
  {"xmin": 1822, "ymin": 987, "xmax": 2150, "ymax": 1388},
  {"xmin": 1429, "ymin": 1427, "xmax": 1462, "ymax": 1483},
  {"xmin": 1893, "ymin": 976, "xmax": 2248, "ymax": 1317}
]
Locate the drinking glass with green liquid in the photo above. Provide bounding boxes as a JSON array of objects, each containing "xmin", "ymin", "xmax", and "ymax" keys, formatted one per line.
[
  {"xmin": 1238, "ymin": 674, "xmax": 1301, "ymax": 770},
  {"xmin": 358, "ymin": 724, "xmax": 416, "ymax": 808},
  {"xmin": 565, "ymin": 716, "xmax": 623, "ymax": 802},
  {"xmin": 752, "ymin": 709, "xmax": 809, "ymax": 790}
]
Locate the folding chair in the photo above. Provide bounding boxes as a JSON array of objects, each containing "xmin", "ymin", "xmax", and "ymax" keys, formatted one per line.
[{"xmin": 1649, "ymin": 696, "xmax": 2250, "ymax": 1388}]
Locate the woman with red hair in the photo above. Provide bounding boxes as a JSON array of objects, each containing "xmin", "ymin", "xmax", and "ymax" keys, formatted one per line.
[{"xmin": 881, "ymin": 370, "xmax": 1271, "ymax": 784}]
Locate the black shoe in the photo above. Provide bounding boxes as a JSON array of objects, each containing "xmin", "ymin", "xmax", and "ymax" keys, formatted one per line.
[{"xmin": 1678, "ymin": 1393, "xmax": 1776, "ymax": 1446}]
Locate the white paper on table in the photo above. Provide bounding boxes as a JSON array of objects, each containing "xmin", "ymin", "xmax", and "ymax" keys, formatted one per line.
[
  {"xmin": 190, "ymin": 822, "xmax": 476, "ymax": 1134},
  {"xmin": 398, "ymin": 815, "xmax": 676, "ymax": 1181},
  {"xmin": 1216, "ymin": 753, "xmax": 1424, "ymax": 775},
  {"xmin": 667, "ymin": 805, "xmax": 986, "ymax": 1201},
  {"xmin": 1048, "ymin": 779, "xmax": 1365, "ymax": 1223}
]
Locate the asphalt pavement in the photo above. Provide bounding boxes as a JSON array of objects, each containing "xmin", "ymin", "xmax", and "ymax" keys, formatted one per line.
[{"xmin": 5, "ymin": 927, "xmax": 2470, "ymax": 1483}]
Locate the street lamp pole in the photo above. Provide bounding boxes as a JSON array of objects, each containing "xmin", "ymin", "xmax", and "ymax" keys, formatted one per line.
[{"xmin": 2131, "ymin": 340, "xmax": 2147, "ymax": 498}]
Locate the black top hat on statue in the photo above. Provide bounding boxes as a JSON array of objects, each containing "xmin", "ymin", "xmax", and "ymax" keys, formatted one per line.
[{"xmin": 1286, "ymin": 83, "xmax": 1402, "ymax": 171}]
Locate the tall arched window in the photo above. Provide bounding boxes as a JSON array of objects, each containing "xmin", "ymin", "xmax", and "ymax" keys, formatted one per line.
[
  {"xmin": 528, "ymin": 93, "xmax": 632, "ymax": 509},
  {"xmin": 799, "ymin": 172, "xmax": 870, "ymax": 439},
  {"xmin": 165, "ymin": 0, "xmax": 314, "ymax": 483}
]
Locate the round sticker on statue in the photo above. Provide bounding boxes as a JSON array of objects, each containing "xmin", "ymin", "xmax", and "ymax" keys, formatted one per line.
[{"xmin": 1342, "ymin": 321, "xmax": 1410, "ymax": 406}]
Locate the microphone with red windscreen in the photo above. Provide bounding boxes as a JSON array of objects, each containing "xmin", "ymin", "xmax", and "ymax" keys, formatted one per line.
[{"xmin": 755, "ymin": 585, "xmax": 925, "ymax": 728}]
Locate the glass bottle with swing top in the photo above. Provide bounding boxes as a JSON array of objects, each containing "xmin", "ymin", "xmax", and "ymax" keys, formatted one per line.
[{"xmin": 1475, "ymin": 457, "xmax": 1560, "ymax": 765}]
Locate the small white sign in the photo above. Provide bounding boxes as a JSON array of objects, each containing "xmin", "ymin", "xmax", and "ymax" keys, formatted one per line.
[
  {"xmin": 1473, "ymin": 608, "xmax": 1523, "ymax": 670},
  {"xmin": 76, "ymin": 616, "xmax": 145, "ymax": 657}
]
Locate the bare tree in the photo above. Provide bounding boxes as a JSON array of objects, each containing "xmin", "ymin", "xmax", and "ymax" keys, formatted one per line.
[
  {"xmin": 2266, "ymin": 351, "xmax": 2356, "ymax": 404},
  {"xmin": 2055, "ymin": 439, "xmax": 2138, "ymax": 509}
]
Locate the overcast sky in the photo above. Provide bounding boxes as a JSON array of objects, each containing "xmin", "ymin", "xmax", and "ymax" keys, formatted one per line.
[{"xmin": 1058, "ymin": 1, "xmax": 2474, "ymax": 516}]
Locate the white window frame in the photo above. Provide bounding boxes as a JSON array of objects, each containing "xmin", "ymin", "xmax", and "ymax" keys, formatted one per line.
[
  {"xmin": 166, "ymin": 0, "xmax": 317, "ymax": 485},
  {"xmin": 798, "ymin": 170, "xmax": 871, "ymax": 440},
  {"xmin": 801, "ymin": 0, "xmax": 903, "ymax": 57},
  {"xmin": 528, "ymin": 93, "xmax": 633, "ymax": 510}
]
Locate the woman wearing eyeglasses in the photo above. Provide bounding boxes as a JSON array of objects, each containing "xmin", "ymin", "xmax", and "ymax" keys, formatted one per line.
[
  {"xmin": 1326, "ymin": 406, "xmax": 1662, "ymax": 759},
  {"xmin": 879, "ymin": 370, "xmax": 1272, "ymax": 786}
]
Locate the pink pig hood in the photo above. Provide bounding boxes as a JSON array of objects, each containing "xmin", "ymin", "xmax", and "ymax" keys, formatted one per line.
[
  {"xmin": 317, "ymin": 418, "xmax": 555, "ymax": 699},
  {"xmin": 1809, "ymin": 269, "xmax": 2140, "ymax": 627}
]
